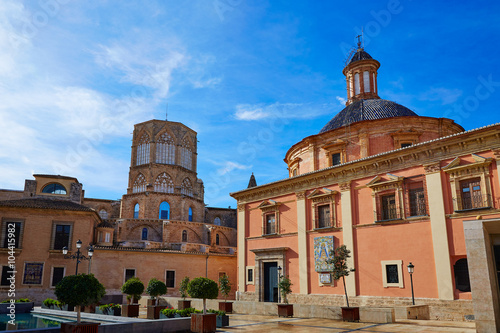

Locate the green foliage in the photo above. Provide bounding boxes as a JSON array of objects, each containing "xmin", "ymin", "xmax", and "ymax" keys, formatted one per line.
[
  {"xmin": 208, "ymin": 309, "xmax": 226, "ymax": 316},
  {"xmin": 99, "ymin": 303, "xmax": 121, "ymax": 310},
  {"xmin": 218, "ymin": 274, "xmax": 231, "ymax": 301},
  {"xmin": 160, "ymin": 307, "xmax": 200, "ymax": 318},
  {"xmin": 146, "ymin": 278, "xmax": 167, "ymax": 299},
  {"xmin": 55, "ymin": 274, "xmax": 106, "ymax": 307},
  {"xmin": 278, "ymin": 276, "xmax": 292, "ymax": 304},
  {"xmin": 179, "ymin": 276, "xmax": 190, "ymax": 299},
  {"xmin": 42, "ymin": 298, "xmax": 60, "ymax": 307},
  {"xmin": 326, "ymin": 245, "xmax": 354, "ymax": 280},
  {"xmin": 2, "ymin": 298, "xmax": 32, "ymax": 304},
  {"xmin": 161, "ymin": 308, "xmax": 177, "ymax": 318},
  {"xmin": 187, "ymin": 277, "xmax": 219, "ymax": 300},
  {"xmin": 121, "ymin": 277, "xmax": 144, "ymax": 301}
]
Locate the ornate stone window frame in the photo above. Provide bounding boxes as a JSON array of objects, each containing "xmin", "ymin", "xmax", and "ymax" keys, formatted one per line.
[
  {"xmin": 367, "ymin": 174, "xmax": 404, "ymax": 222},
  {"xmin": 307, "ymin": 188, "xmax": 338, "ymax": 229},
  {"xmin": 288, "ymin": 157, "xmax": 301, "ymax": 177},
  {"xmin": 381, "ymin": 260, "xmax": 404, "ymax": 288},
  {"xmin": 322, "ymin": 139, "xmax": 347, "ymax": 167},
  {"xmin": 250, "ymin": 247, "xmax": 288, "ymax": 302},
  {"xmin": 257, "ymin": 200, "xmax": 281, "ymax": 236},
  {"xmin": 442, "ymin": 154, "xmax": 493, "ymax": 212},
  {"xmin": 391, "ymin": 129, "xmax": 422, "ymax": 149},
  {"xmin": 246, "ymin": 266, "xmax": 255, "ymax": 285}
]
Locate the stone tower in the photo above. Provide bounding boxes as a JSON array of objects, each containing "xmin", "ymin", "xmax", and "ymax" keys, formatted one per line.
[{"xmin": 120, "ymin": 119, "xmax": 205, "ymax": 222}]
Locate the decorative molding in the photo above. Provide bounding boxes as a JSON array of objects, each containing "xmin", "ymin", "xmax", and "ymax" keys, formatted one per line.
[
  {"xmin": 237, "ymin": 204, "xmax": 246, "ymax": 212},
  {"xmin": 295, "ymin": 191, "xmax": 306, "ymax": 200},
  {"xmin": 339, "ymin": 182, "xmax": 351, "ymax": 192},
  {"xmin": 424, "ymin": 163, "xmax": 441, "ymax": 174}
]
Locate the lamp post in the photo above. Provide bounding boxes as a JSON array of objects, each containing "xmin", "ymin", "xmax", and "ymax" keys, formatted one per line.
[
  {"xmin": 62, "ymin": 240, "xmax": 94, "ymax": 275},
  {"xmin": 277, "ymin": 266, "xmax": 282, "ymax": 304},
  {"xmin": 407, "ymin": 262, "xmax": 415, "ymax": 305}
]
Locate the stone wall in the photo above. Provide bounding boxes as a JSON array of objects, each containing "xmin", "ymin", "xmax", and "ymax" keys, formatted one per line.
[{"xmin": 205, "ymin": 207, "xmax": 237, "ymax": 229}]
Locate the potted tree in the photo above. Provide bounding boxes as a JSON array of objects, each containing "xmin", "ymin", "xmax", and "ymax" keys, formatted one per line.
[
  {"xmin": 54, "ymin": 274, "xmax": 105, "ymax": 333},
  {"xmin": 178, "ymin": 276, "xmax": 191, "ymax": 310},
  {"xmin": 121, "ymin": 277, "xmax": 144, "ymax": 317},
  {"xmin": 187, "ymin": 277, "xmax": 219, "ymax": 333},
  {"xmin": 277, "ymin": 275, "xmax": 293, "ymax": 317},
  {"xmin": 146, "ymin": 278, "xmax": 167, "ymax": 319},
  {"xmin": 218, "ymin": 274, "xmax": 233, "ymax": 313},
  {"xmin": 326, "ymin": 244, "xmax": 358, "ymax": 322}
]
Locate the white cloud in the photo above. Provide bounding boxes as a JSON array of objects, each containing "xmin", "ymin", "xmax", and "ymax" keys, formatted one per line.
[
  {"xmin": 234, "ymin": 102, "xmax": 335, "ymax": 121},
  {"xmin": 217, "ymin": 161, "xmax": 251, "ymax": 176},
  {"xmin": 419, "ymin": 87, "xmax": 463, "ymax": 105},
  {"xmin": 235, "ymin": 105, "xmax": 269, "ymax": 120},
  {"xmin": 336, "ymin": 96, "xmax": 346, "ymax": 106}
]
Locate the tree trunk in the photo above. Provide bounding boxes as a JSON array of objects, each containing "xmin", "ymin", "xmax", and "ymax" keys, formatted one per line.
[
  {"xmin": 203, "ymin": 299, "xmax": 206, "ymax": 314},
  {"xmin": 76, "ymin": 305, "xmax": 81, "ymax": 324},
  {"xmin": 342, "ymin": 276, "xmax": 350, "ymax": 308}
]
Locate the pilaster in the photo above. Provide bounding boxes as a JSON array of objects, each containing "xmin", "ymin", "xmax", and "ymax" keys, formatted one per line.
[
  {"xmin": 339, "ymin": 181, "xmax": 356, "ymax": 297},
  {"xmin": 296, "ymin": 191, "xmax": 308, "ymax": 294},
  {"xmin": 237, "ymin": 203, "xmax": 246, "ymax": 293}
]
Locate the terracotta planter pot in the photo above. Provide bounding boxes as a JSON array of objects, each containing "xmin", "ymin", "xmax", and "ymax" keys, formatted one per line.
[
  {"xmin": 218, "ymin": 302, "xmax": 233, "ymax": 313},
  {"xmin": 178, "ymin": 300, "xmax": 191, "ymax": 310},
  {"xmin": 122, "ymin": 304, "xmax": 140, "ymax": 317},
  {"xmin": 147, "ymin": 298, "xmax": 156, "ymax": 306},
  {"xmin": 277, "ymin": 304, "xmax": 293, "ymax": 317},
  {"xmin": 146, "ymin": 305, "xmax": 166, "ymax": 319},
  {"xmin": 341, "ymin": 307, "xmax": 360, "ymax": 322},
  {"xmin": 60, "ymin": 322, "xmax": 100, "ymax": 333},
  {"xmin": 191, "ymin": 313, "xmax": 216, "ymax": 333}
]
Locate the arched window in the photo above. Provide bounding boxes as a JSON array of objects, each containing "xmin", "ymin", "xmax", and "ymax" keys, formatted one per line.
[
  {"xmin": 214, "ymin": 217, "xmax": 221, "ymax": 226},
  {"xmin": 453, "ymin": 258, "xmax": 471, "ymax": 292},
  {"xmin": 154, "ymin": 172, "xmax": 174, "ymax": 193},
  {"xmin": 133, "ymin": 173, "xmax": 146, "ymax": 193},
  {"xmin": 42, "ymin": 183, "xmax": 67, "ymax": 194},
  {"xmin": 180, "ymin": 137, "xmax": 193, "ymax": 170},
  {"xmin": 182, "ymin": 230, "xmax": 187, "ymax": 242},
  {"xmin": 363, "ymin": 71, "xmax": 370, "ymax": 92},
  {"xmin": 354, "ymin": 73, "xmax": 360, "ymax": 95},
  {"xmin": 216, "ymin": 234, "xmax": 220, "ymax": 245},
  {"xmin": 156, "ymin": 132, "xmax": 176, "ymax": 164},
  {"xmin": 188, "ymin": 207, "xmax": 193, "ymax": 222},
  {"xmin": 181, "ymin": 178, "xmax": 193, "ymax": 197},
  {"xmin": 159, "ymin": 202, "xmax": 170, "ymax": 219},
  {"xmin": 134, "ymin": 203, "xmax": 139, "ymax": 219},
  {"xmin": 136, "ymin": 132, "xmax": 150, "ymax": 166},
  {"xmin": 99, "ymin": 209, "xmax": 108, "ymax": 219},
  {"xmin": 142, "ymin": 228, "xmax": 148, "ymax": 240}
]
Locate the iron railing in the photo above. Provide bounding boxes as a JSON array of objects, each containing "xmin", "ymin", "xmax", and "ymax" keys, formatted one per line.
[{"xmin": 454, "ymin": 193, "xmax": 491, "ymax": 211}]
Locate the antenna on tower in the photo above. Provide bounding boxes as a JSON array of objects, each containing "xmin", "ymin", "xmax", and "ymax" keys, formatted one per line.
[{"xmin": 165, "ymin": 103, "xmax": 168, "ymax": 121}]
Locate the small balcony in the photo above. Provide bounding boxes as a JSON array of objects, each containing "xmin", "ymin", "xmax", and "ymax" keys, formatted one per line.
[
  {"xmin": 454, "ymin": 193, "xmax": 491, "ymax": 212},
  {"xmin": 375, "ymin": 207, "xmax": 401, "ymax": 222}
]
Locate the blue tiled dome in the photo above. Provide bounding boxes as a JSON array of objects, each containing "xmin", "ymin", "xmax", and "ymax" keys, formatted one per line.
[
  {"xmin": 349, "ymin": 50, "xmax": 373, "ymax": 64},
  {"xmin": 319, "ymin": 99, "xmax": 418, "ymax": 133}
]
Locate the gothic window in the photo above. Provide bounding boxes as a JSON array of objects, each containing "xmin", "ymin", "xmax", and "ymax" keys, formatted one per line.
[
  {"xmin": 454, "ymin": 258, "xmax": 471, "ymax": 292},
  {"xmin": 188, "ymin": 207, "xmax": 193, "ymax": 222},
  {"xmin": 182, "ymin": 230, "xmax": 187, "ymax": 242},
  {"xmin": 42, "ymin": 183, "xmax": 67, "ymax": 194},
  {"xmin": 156, "ymin": 132, "xmax": 176, "ymax": 164},
  {"xmin": 141, "ymin": 228, "xmax": 148, "ymax": 240},
  {"xmin": 181, "ymin": 178, "xmax": 193, "ymax": 197},
  {"xmin": 99, "ymin": 209, "xmax": 108, "ymax": 220},
  {"xmin": 134, "ymin": 203, "xmax": 139, "ymax": 219},
  {"xmin": 180, "ymin": 137, "xmax": 193, "ymax": 170},
  {"xmin": 154, "ymin": 172, "xmax": 174, "ymax": 193},
  {"xmin": 133, "ymin": 174, "xmax": 146, "ymax": 193},
  {"xmin": 159, "ymin": 202, "xmax": 170, "ymax": 219},
  {"xmin": 214, "ymin": 217, "xmax": 221, "ymax": 226},
  {"xmin": 363, "ymin": 71, "xmax": 370, "ymax": 92},
  {"xmin": 216, "ymin": 234, "xmax": 220, "ymax": 245},
  {"xmin": 136, "ymin": 133, "xmax": 150, "ymax": 166}
]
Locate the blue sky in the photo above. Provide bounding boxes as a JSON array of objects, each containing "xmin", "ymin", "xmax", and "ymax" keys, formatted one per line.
[{"xmin": 0, "ymin": 1, "xmax": 499, "ymax": 208}]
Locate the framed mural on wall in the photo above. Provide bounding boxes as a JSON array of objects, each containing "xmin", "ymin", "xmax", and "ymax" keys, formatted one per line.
[
  {"xmin": 314, "ymin": 236, "xmax": 334, "ymax": 272},
  {"xmin": 23, "ymin": 262, "xmax": 44, "ymax": 285},
  {"xmin": 319, "ymin": 273, "xmax": 332, "ymax": 284}
]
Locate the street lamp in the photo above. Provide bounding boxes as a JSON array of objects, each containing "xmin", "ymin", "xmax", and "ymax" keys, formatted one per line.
[
  {"xmin": 407, "ymin": 262, "xmax": 415, "ymax": 305},
  {"xmin": 62, "ymin": 240, "xmax": 94, "ymax": 275},
  {"xmin": 277, "ymin": 266, "xmax": 282, "ymax": 304}
]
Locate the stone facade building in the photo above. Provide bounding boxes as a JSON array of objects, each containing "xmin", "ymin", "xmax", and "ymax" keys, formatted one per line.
[
  {"xmin": 0, "ymin": 119, "xmax": 237, "ymax": 303},
  {"xmin": 231, "ymin": 45, "xmax": 500, "ymax": 331}
]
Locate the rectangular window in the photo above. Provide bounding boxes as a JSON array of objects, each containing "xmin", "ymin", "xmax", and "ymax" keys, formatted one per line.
[
  {"xmin": 124, "ymin": 269, "xmax": 135, "ymax": 282},
  {"xmin": 331, "ymin": 153, "xmax": 341, "ymax": 166},
  {"xmin": 400, "ymin": 143, "xmax": 412, "ymax": 148},
  {"xmin": 460, "ymin": 178, "xmax": 485, "ymax": 210},
  {"xmin": 166, "ymin": 270, "xmax": 175, "ymax": 288},
  {"xmin": 381, "ymin": 260, "xmax": 404, "ymax": 288},
  {"xmin": 53, "ymin": 225, "xmax": 71, "ymax": 250},
  {"xmin": 381, "ymin": 194, "xmax": 397, "ymax": 220},
  {"xmin": 1, "ymin": 266, "xmax": 10, "ymax": 286},
  {"xmin": 247, "ymin": 268, "xmax": 254, "ymax": 284},
  {"xmin": 409, "ymin": 187, "xmax": 426, "ymax": 216},
  {"xmin": 363, "ymin": 71, "xmax": 370, "ymax": 92},
  {"xmin": 265, "ymin": 214, "xmax": 276, "ymax": 234},
  {"xmin": 105, "ymin": 233, "xmax": 110, "ymax": 243},
  {"xmin": 51, "ymin": 267, "xmax": 65, "ymax": 287},
  {"xmin": 2, "ymin": 221, "xmax": 22, "ymax": 248},
  {"xmin": 317, "ymin": 205, "xmax": 330, "ymax": 228}
]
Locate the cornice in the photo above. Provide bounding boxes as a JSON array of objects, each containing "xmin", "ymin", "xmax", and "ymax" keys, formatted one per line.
[{"xmin": 231, "ymin": 123, "xmax": 500, "ymax": 203}]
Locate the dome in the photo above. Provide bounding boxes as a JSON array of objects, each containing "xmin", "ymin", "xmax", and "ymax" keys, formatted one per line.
[
  {"xmin": 349, "ymin": 50, "xmax": 373, "ymax": 64},
  {"xmin": 319, "ymin": 99, "xmax": 418, "ymax": 133}
]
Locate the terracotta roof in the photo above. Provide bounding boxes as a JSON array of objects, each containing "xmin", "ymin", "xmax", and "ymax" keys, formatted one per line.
[
  {"xmin": 0, "ymin": 198, "xmax": 94, "ymax": 212},
  {"xmin": 319, "ymin": 99, "xmax": 418, "ymax": 133}
]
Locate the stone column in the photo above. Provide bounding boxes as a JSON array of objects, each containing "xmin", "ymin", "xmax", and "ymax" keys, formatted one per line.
[
  {"xmin": 237, "ymin": 203, "xmax": 246, "ymax": 294},
  {"xmin": 424, "ymin": 163, "xmax": 454, "ymax": 300},
  {"xmin": 494, "ymin": 149, "xmax": 500, "ymax": 191},
  {"xmin": 296, "ymin": 191, "xmax": 308, "ymax": 294},
  {"xmin": 340, "ymin": 181, "xmax": 356, "ymax": 297}
]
